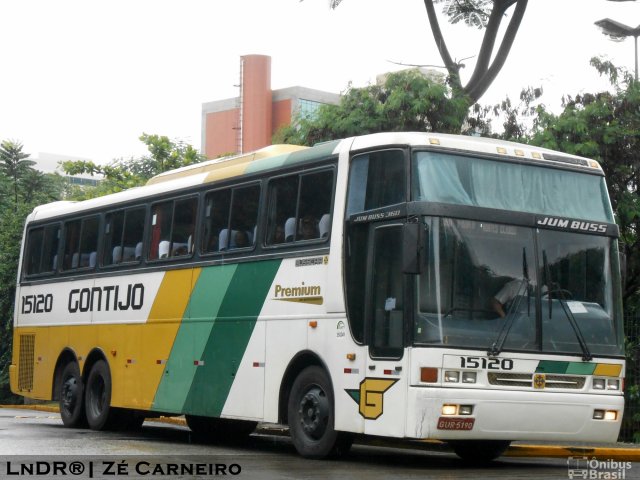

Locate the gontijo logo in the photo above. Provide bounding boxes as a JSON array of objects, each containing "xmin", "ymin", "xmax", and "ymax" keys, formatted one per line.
[{"xmin": 346, "ymin": 378, "xmax": 398, "ymax": 420}]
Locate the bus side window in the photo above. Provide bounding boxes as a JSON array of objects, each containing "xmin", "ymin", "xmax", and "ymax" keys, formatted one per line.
[
  {"xmin": 63, "ymin": 217, "xmax": 98, "ymax": 270},
  {"xmin": 171, "ymin": 198, "xmax": 197, "ymax": 257},
  {"xmin": 149, "ymin": 202, "xmax": 173, "ymax": 260},
  {"xmin": 346, "ymin": 149, "xmax": 406, "ymax": 216},
  {"xmin": 228, "ymin": 185, "xmax": 260, "ymax": 250},
  {"xmin": 265, "ymin": 169, "xmax": 333, "ymax": 245},
  {"xmin": 149, "ymin": 198, "xmax": 197, "ymax": 260},
  {"xmin": 104, "ymin": 207, "xmax": 145, "ymax": 266},
  {"xmin": 24, "ymin": 227, "xmax": 44, "ymax": 276},
  {"xmin": 24, "ymin": 224, "xmax": 60, "ymax": 276},
  {"xmin": 202, "ymin": 189, "xmax": 231, "ymax": 253}
]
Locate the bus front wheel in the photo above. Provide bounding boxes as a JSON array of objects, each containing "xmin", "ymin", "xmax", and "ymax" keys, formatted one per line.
[
  {"xmin": 59, "ymin": 362, "xmax": 87, "ymax": 428},
  {"xmin": 287, "ymin": 366, "xmax": 352, "ymax": 459}
]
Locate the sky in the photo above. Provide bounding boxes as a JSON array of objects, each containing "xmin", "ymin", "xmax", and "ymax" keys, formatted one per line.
[{"xmin": 0, "ymin": 0, "xmax": 638, "ymax": 165}]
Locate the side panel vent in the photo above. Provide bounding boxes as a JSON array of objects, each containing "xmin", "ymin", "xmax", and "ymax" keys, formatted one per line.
[{"xmin": 18, "ymin": 334, "xmax": 35, "ymax": 392}]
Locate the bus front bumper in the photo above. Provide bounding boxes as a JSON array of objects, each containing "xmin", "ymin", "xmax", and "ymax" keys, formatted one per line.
[{"xmin": 407, "ymin": 387, "xmax": 624, "ymax": 443}]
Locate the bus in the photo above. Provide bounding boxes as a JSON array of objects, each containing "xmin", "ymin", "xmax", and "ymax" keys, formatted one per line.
[{"xmin": 10, "ymin": 132, "xmax": 624, "ymax": 462}]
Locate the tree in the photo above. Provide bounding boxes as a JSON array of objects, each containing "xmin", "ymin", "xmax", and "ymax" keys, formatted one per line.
[
  {"xmin": 61, "ymin": 134, "xmax": 206, "ymax": 199},
  {"xmin": 0, "ymin": 141, "xmax": 36, "ymax": 210},
  {"xmin": 424, "ymin": 0, "xmax": 528, "ymax": 103},
  {"xmin": 317, "ymin": 0, "xmax": 529, "ymax": 129},
  {"xmin": 530, "ymin": 58, "xmax": 640, "ymax": 308},
  {"xmin": 274, "ymin": 69, "xmax": 469, "ymax": 145}
]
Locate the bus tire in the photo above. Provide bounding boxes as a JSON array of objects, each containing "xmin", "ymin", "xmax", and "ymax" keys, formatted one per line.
[
  {"xmin": 59, "ymin": 362, "xmax": 87, "ymax": 428},
  {"xmin": 288, "ymin": 366, "xmax": 351, "ymax": 459},
  {"xmin": 449, "ymin": 440, "xmax": 511, "ymax": 463},
  {"xmin": 186, "ymin": 415, "xmax": 257, "ymax": 442},
  {"xmin": 84, "ymin": 360, "xmax": 119, "ymax": 431}
]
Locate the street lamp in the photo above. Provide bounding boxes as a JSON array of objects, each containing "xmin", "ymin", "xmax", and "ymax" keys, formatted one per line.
[{"xmin": 594, "ymin": 18, "xmax": 640, "ymax": 81}]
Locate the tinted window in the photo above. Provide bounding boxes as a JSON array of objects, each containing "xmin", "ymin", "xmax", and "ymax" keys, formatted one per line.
[
  {"xmin": 63, "ymin": 217, "xmax": 99, "ymax": 270},
  {"xmin": 266, "ymin": 169, "xmax": 333, "ymax": 245},
  {"xmin": 201, "ymin": 184, "xmax": 260, "ymax": 253},
  {"xmin": 103, "ymin": 207, "xmax": 146, "ymax": 266},
  {"xmin": 149, "ymin": 197, "xmax": 198, "ymax": 260},
  {"xmin": 24, "ymin": 224, "xmax": 60, "ymax": 276},
  {"xmin": 346, "ymin": 149, "xmax": 406, "ymax": 216}
]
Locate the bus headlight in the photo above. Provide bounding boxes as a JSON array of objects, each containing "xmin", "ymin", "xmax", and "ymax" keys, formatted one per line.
[
  {"xmin": 607, "ymin": 379, "xmax": 620, "ymax": 391},
  {"xmin": 444, "ymin": 371, "xmax": 460, "ymax": 383},
  {"xmin": 462, "ymin": 372, "xmax": 477, "ymax": 384},
  {"xmin": 593, "ymin": 378, "xmax": 606, "ymax": 390}
]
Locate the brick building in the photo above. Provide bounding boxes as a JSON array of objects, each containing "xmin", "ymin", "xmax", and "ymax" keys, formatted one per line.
[{"xmin": 201, "ymin": 55, "xmax": 340, "ymax": 159}]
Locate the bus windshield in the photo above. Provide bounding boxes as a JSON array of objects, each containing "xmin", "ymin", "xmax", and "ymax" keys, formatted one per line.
[
  {"xmin": 414, "ymin": 218, "xmax": 624, "ymax": 357},
  {"xmin": 412, "ymin": 151, "xmax": 614, "ymax": 223}
]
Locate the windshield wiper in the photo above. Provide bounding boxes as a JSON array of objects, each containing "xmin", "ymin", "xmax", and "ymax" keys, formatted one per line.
[
  {"xmin": 543, "ymin": 251, "xmax": 593, "ymax": 362},
  {"xmin": 488, "ymin": 248, "xmax": 529, "ymax": 357}
]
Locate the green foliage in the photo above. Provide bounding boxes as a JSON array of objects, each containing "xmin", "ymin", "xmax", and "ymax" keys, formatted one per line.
[
  {"xmin": 274, "ymin": 69, "xmax": 471, "ymax": 145},
  {"xmin": 61, "ymin": 134, "xmax": 206, "ymax": 200},
  {"xmin": 529, "ymin": 60, "xmax": 640, "ymax": 308}
]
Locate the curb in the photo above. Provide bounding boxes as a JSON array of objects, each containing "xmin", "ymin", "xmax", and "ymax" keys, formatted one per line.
[{"xmin": 3, "ymin": 405, "xmax": 638, "ymax": 461}]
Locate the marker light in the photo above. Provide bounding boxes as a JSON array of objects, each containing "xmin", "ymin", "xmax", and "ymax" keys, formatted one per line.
[
  {"xmin": 442, "ymin": 405, "xmax": 458, "ymax": 416},
  {"xmin": 420, "ymin": 367, "xmax": 438, "ymax": 383}
]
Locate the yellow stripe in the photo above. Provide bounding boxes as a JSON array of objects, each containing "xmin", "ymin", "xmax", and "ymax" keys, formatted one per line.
[{"xmin": 593, "ymin": 363, "xmax": 623, "ymax": 377}]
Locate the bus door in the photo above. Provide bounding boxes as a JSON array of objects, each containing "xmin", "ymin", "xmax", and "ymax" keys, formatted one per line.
[{"xmin": 362, "ymin": 222, "xmax": 408, "ymax": 438}]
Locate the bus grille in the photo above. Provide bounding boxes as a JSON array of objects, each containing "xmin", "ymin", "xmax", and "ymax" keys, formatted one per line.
[
  {"xmin": 18, "ymin": 334, "xmax": 35, "ymax": 392},
  {"xmin": 487, "ymin": 372, "xmax": 585, "ymax": 389}
]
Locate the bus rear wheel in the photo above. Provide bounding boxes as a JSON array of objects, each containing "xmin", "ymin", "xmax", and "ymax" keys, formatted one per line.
[
  {"xmin": 59, "ymin": 362, "xmax": 87, "ymax": 428},
  {"xmin": 84, "ymin": 360, "xmax": 120, "ymax": 431},
  {"xmin": 449, "ymin": 440, "xmax": 511, "ymax": 463},
  {"xmin": 287, "ymin": 366, "xmax": 352, "ymax": 459}
]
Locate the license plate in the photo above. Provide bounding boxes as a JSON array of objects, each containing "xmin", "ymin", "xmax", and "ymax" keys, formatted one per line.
[{"xmin": 437, "ymin": 417, "xmax": 475, "ymax": 430}]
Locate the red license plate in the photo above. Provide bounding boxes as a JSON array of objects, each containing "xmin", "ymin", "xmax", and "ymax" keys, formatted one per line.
[{"xmin": 437, "ymin": 417, "xmax": 475, "ymax": 430}]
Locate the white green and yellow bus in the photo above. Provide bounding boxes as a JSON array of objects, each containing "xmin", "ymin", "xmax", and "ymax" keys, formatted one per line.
[{"xmin": 10, "ymin": 132, "xmax": 624, "ymax": 462}]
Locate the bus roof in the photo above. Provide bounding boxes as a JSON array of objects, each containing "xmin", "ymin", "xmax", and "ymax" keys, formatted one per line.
[{"xmin": 26, "ymin": 132, "xmax": 602, "ymax": 223}]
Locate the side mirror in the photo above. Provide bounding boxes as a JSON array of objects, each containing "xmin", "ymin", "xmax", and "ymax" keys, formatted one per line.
[{"xmin": 403, "ymin": 222, "xmax": 422, "ymax": 274}]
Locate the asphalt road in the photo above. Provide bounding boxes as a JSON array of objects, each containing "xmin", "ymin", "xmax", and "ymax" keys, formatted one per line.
[{"xmin": 0, "ymin": 408, "xmax": 638, "ymax": 480}]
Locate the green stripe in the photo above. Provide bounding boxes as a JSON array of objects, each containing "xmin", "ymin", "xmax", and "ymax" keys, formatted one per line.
[
  {"xmin": 184, "ymin": 259, "xmax": 281, "ymax": 416},
  {"xmin": 565, "ymin": 362, "xmax": 596, "ymax": 375},
  {"xmin": 244, "ymin": 140, "xmax": 340, "ymax": 175},
  {"xmin": 152, "ymin": 265, "xmax": 238, "ymax": 412},
  {"xmin": 535, "ymin": 361, "xmax": 569, "ymax": 374},
  {"xmin": 535, "ymin": 360, "xmax": 597, "ymax": 375}
]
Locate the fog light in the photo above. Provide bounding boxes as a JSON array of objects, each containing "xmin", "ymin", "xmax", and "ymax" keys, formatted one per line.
[
  {"xmin": 593, "ymin": 378, "xmax": 606, "ymax": 390},
  {"xmin": 459, "ymin": 405, "xmax": 474, "ymax": 415},
  {"xmin": 607, "ymin": 379, "xmax": 620, "ymax": 391},
  {"xmin": 604, "ymin": 410, "xmax": 618, "ymax": 421},
  {"xmin": 444, "ymin": 371, "xmax": 460, "ymax": 383},
  {"xmin": 593, "ymin": 410, "xmax": 605, "ymax": 420},
  {"xmin": 462, "ymin": 372, "xmax": 477, "ymax": 384},
  {"xmin": 442, "ymin": 404, "xmax": 458, "ymax": 416}
]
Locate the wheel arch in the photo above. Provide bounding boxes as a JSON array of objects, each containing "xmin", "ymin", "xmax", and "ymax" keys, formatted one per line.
[
  {"xmin": 82, "ymin": 348, "xmax": 109, "ymax": 382},
  {"xmin": 51, "ymin": 348, "xmax": 79, "ymax": 401},
  {"xmin": 277, "ymin": 350, "xmax": 332, "ymax": 424}
]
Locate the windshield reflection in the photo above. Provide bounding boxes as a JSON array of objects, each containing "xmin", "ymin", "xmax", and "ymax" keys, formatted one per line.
[{"xmin": 415, "ymin": 217, "xmax": 623, "ymax": 357}]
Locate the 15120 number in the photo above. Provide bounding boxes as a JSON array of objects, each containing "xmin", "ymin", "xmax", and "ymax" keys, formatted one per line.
[
  {"xmin": 21, "ymin": 294, "xmax": 53, "ymax": 314},
  {"xmin": 460, "ymin": 356, "xmax": 513, "ymax": 370}
]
